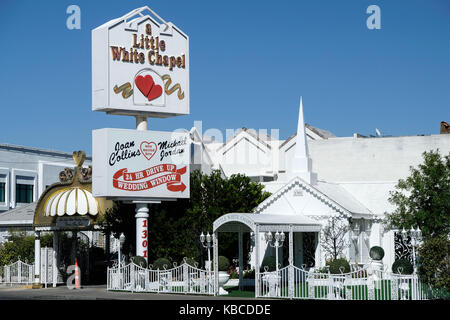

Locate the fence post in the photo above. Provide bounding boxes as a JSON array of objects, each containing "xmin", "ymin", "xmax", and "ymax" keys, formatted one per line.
[
  {"xmin": 183, "ymin": 263, "xmax": 188, "ymax": 294},
  {"xmin": 131, "ymin": 264, "xmax": 135, "ymax": 292},
  {"xmin": 288, "ymin": 263, "xmax": 294, "ymax": 299},
  {"xmin": 391, "ymin": 276, "xmax": 398, "ymax": 300},
  {"xmin": 145, "ymin": 268, "xmax": 149, "ymax": 291},
  {"xmin": 157, "ymin": 269, "xmax": 160, "ymax": 293},
  {"xmin": 18, "ymin": 261, "xmax": 22, "ymax": 284}
]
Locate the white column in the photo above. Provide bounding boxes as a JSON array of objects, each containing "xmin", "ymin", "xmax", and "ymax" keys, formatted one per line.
[
  {"xmin": 135, "ymin": 203, "xmax": 149, "ymax": 262},
  {"xmin": 213, "ymin": 232, "xmax": 219, "ymax": 296},
  {"xmin": 136, "ymin": 116, "xmax": 147, "ymax": 131},
  {"xmin": 314, "ymin": 232, "xmax": 321, "ymax": 267},
  {"xmin": 52, "ymin": 232, "xmax": 58, "ymax": 287},
  {"xmin": 238, "ymin": 231, "xmax": 243, "ymax": 291},
  {"xmin": 255, "ymin": 226, "xmax": 260, "ymax": 297},
  {"xmin": 34, "ymin": 231, "xmax": 41, "ymax": 285},
  {"xmin": 288, "ymin": 228, "xmax": 294, "ymax": 299},
  {"xmin": 135, "ymin": 116, "xmax": 149, "ymax": 263}
]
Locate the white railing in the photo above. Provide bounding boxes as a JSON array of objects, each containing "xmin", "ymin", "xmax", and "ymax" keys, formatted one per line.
[
  {"xmin": 256, "ymin": 264, "xmax": 431, "ymax": 300},
  {"xmin": 1, "ymin": 259, "xmax": 34, "ymax": 285},
  {"xmin": 107, "ymin": 261, "xmax": 215, "ymax": 295}
]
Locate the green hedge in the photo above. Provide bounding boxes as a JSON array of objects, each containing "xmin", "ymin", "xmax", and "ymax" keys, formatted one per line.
[
  {"xmin": 392, "ymin": 259, "xmax": 413, "ymax": 275},
  {"xmin": 329, "ymin": 258, "xmax": 350, "ymax": 274}
]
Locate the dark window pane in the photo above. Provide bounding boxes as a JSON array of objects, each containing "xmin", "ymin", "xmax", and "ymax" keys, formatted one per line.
[
  {"xmin": 0, "ymin": 182, "xmax": 5, "ymax": 202},
  {"xmin": 16, "ymin": 184, "xmax": 33, "ymax": 203}
]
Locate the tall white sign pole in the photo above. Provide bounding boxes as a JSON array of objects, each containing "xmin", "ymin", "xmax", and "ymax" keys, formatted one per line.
[
  {"xmin": 135, "ymin": 116, "xmax": 149, "ymax": 262},
  {"xmin": 92, "ymin": 6, "xmax": 190, "ymax": 265}
]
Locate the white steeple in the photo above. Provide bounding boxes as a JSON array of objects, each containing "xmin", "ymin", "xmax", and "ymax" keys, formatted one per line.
[{"xmin": 291, "ymin": 97, "xmax": 317, "ymax": 184}]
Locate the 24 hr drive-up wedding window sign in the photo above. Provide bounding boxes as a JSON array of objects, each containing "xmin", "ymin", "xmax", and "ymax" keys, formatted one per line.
[
  {"xmin": 92, "ymin": 128, "xmax": 189, "ymax": 199},
  {"xmin": 92, "ymin": 6, "xmax": 189, "ymax": 118}
]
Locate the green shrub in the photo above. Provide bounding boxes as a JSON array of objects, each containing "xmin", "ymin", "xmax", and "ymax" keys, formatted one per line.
[
  {"xmin": 260, "ymin": 256, "xmax": 277, "ymax": 272},
  {"xmin": 131, "ymin": 256, "xmax": 147, "ymax": 268},
  {"xmin": 153, "ymin": 257, "xmax": 171, "ymax": 270},
  {"xmin": 0, "ymin": 232, "xmax": 34, "ymax": 265},
  {"xmin": 369, "ymin": 246, "xmax": 385, "ymax": 261},
  {"xmin": 329, "ymin": 258, "xmax": 350, "ymax": 274},
  {"xmin": 418, "ymin": 236, "xmax": 450, "ymax": 289},
  {"xmin": 218, "ymin": 256, "xmax": 230, "ymax": 271},
  {"xmin": 392, "ymin": 259, "xmax": 413, "ymax": 275}
]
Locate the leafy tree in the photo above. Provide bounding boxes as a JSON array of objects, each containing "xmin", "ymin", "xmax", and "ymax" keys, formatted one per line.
[
  {"xmin": 386, "ymin": 150, "xmax": 450, "ymax": 240},
  {"xmin": 417, "ymin": 236, "xmax": 450, "ymax": 289},
  {"xmin": 386, "ymin": 150, "xmax": 450, "ymax": 289},
  {"xmin": 0, "ymin": 232, "xmax": 53, "ymax": 266},
  {"xmin": 98, "ymin": 201, "xmax": 136, "ymax": 257},
  {"xmin": 0, "ymin": 232, "xmax": 34, "ymax": 265},
  {"xmin": 100, "ymin": 170, "xmax": 271, "ymax": 265}
]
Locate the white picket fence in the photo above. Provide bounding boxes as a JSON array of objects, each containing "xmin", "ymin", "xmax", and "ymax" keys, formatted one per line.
[
  {"xmin": 256, "ymin": 264, "xmax": 431, "ymax": 300},
  {"xmin": 107, "ymin": 261, "xmax": 215, "ymax": 295},
  {"xmin": 1, "ymin": 259, "xmax": 34, "ymax": 285}
]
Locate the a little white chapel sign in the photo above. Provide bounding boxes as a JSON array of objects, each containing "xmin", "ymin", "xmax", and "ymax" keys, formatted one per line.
[{"xmin": 92, "ymin": 6, "xmax": 189, "ymax": 118}]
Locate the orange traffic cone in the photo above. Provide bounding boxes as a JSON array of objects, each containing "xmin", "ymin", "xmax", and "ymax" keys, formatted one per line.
[{"xmin": 75, "ymin": 258, "xmax": 80, "ymax": 289}]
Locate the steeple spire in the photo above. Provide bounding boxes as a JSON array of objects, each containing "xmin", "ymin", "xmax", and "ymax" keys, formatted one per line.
[
  {"xmin": 295, "ymin": 96, "xmax": 309, "ymax": 159},
  {"xmin": 291, "ymin": 97, "xmax": 317, "ymax": 184}
]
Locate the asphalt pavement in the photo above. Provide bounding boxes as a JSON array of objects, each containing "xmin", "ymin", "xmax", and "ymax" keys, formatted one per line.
[{"xmin": 0, "ymin": 284, "xmax": 249, "ymax": 300}]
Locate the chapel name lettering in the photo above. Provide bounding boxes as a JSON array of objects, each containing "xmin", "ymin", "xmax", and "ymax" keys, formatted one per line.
[{"xmin": 110, "ymin": 23, "xmax": 185, "ymax": 71}]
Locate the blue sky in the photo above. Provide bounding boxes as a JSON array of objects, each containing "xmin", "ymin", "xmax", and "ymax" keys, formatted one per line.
[{"xmin": 0, "ymin": 0, "xmax": 449, "ymax": 153}]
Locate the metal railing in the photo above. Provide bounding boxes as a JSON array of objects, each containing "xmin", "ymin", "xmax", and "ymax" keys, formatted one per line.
[
  {"xmin": 1, "ymin": 259, "xmax": 34, "ymax": 285},
  {"xmin": 256, "ymin": 264, "xmax": 431, "ymax": 300},
  {"xmin": 107, "ymin": 260, "xmax": 215, "ymax": 295}
]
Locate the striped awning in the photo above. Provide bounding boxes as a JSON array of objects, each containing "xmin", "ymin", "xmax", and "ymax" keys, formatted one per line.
[{"xmin": 43, "ymin": 187, "xmax": 98, "ymax": 217}]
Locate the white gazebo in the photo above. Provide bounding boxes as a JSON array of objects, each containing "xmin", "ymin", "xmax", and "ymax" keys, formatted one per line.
[{"xmin": 212, "ymin": 213, "xmax": 321, "ymax": 295}]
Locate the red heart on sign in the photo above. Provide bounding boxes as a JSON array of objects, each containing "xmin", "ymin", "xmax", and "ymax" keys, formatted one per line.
[
  {"xmin": 140, "ymin": 141, "xmax": 157, "ymax": 160},
  {"xmin": 147, "ymin": 84, "xmax": 163, "ymax": 101},
  {"xmin": 135, "ymin": 75, "xmax": 154, "ymax": 97},
  {"xmin": 135, "ymin": 75, "xmax": 163, "ymax": 101}
]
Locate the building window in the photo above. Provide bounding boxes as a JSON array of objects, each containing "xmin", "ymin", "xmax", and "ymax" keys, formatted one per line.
[
  {"xmin": 16, "ymin": 184, "xmax": 33, "ymax": 203},
  {"xmin": 0, "ymin": 182, "xmax": 5, "ymax": 203}
]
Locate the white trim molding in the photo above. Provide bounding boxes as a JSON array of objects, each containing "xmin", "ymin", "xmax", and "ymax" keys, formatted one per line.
[
  {"xmin": 0, "ymin": 168, "xmax": 10, "ymax": 211},
  {"xmin": 11, "ymin": 169, "xmax": 38, "ymax": 209}
]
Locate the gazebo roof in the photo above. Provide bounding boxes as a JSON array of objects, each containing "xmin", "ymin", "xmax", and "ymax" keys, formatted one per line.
[
  {"xmin": 213, "ymin": 213, "xmax": 322, "ymax": 233},
  {"xmin": 33, "ymin": 151, "xmax": 113, "ymax": 231}
]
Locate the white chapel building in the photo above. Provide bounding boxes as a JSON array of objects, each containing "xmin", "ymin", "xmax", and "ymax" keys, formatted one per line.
[{"xmin": 190, "ymin": 98, "xmax": 450, "ymax": 270}]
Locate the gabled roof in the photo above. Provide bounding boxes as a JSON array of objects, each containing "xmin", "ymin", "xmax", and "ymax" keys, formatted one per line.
[
  {"xmin": 217, "ymin": 127, "xmax": 273, "ymax": 152},
  {"xmin": 254, "ymin": 177, "xmax": 373, "ymax": 218},
  {"xmin": 306, "ymin": 124, "xmax": 336, "ymax": 139},
  {"xmin": 279, "ymin": 124, "xmax": 335, "ymax": 149},
  {"xmin": 0, "ymin": 202, "xmax": 35, "ymax": 226},
  {"xmin": 213, "ymin": 213, "xmax": 322, "ymax": 233}
]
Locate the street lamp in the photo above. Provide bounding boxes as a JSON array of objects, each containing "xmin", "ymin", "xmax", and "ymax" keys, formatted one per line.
[
  {"xmin": 400, "ymin": 226, "xmax": 422, "ymax": 273},
  {"xmin": 118, "ymin": 233, "xmax": 125, "ymax": 269},
  {"xmin": 200, "ymin": 232, "xmax": 213, "ymax": 271},
  {"xmin": 265, "ymin": 231, "xmax": 285, "ymax": 272}
]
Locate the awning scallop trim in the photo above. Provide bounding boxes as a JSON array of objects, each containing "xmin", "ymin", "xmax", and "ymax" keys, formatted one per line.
[{"xmin": 43, "ymin": 187, "xmax": 98, "ymax": 217}]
